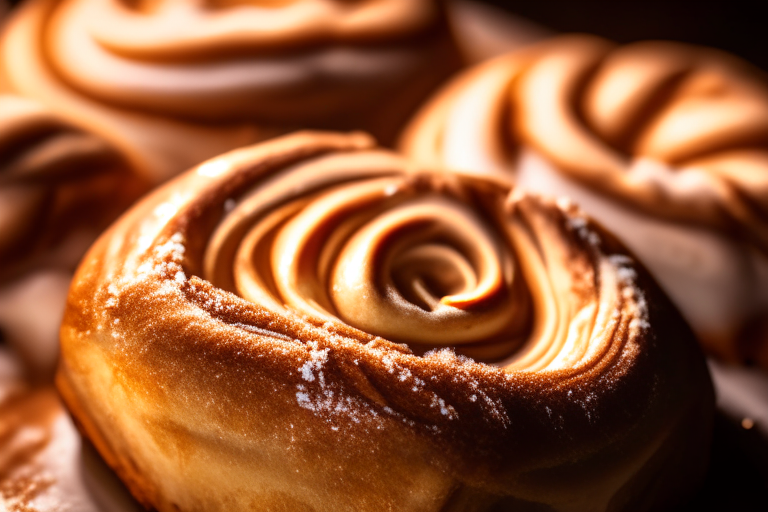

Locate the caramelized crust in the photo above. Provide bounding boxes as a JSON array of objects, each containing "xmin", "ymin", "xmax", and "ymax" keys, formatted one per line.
[
  {"xmin": 0, "ymin": 0, "xmax": 460, "ymax": 182},
  {"xmin": 400, "ymin": 34, "xmax": 768, "ymax": 367},
  {"xmin": 58, "ymin": 132, "xmax": 712, "ymax": 512}
]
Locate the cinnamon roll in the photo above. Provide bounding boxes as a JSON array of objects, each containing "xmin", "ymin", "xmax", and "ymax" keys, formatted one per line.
[
  {"xmin": 0, "ymin": 0, "xmax": 460, "ymax": 183},
  {"xmin": 58, "ymin": 132, "xmax": 712, "ymax": 512},
  {"xmin": 401, "ymin": 34, "xmax": 768, "ymax": 368},
  {"xmin": 0, "ymin": 94, "xmax": 144, "ymax": 381}
]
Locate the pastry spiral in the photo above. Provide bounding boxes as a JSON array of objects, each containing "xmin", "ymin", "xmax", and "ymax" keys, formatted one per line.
[
  {"xmin": 58, "ymin": 132, "xmax": 712, "ymax": 512},
  {"xmin": 401, "ymin": 34, "xmax": 768, "ymax": 367},
  {"xmin": 0, "ymin": 94, "xmax": 144, "ymax": 380},
  {"xmin": 0, "ymin": 0, "xmax": 459, "ymax": 182}
]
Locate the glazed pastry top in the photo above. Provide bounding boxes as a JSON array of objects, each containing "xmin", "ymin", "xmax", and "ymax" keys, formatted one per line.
[{"xmin": 75, "ymin": 131, "xmax": 668, "ymax": 369}]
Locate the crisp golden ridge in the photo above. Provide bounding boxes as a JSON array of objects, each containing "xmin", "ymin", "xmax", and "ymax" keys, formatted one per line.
[
  {"xmin": 400, "ymin": 34, "xmax": 768, "ymax": 366},
  {"xmin": 0, "ymin": 0, "xmax": 459, "ymax": 182},
  {"xmin": 58, "ymin": 132, "xmax": 712, "ymax": 512},
  {"xmin": 0, "ymin": 94, "xmax": 144, "ymax": 380}
]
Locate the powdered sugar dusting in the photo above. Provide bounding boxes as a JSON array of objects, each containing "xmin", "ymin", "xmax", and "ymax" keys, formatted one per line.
[
  {"xmin": 288, "ymin": 330, "xmax": 388, "ymax": 430},
  {"xmin": 609, "ymin": 254, "xmax": 650, "ymax": 337},
  {"xmin": 298, "ymin": 341, "xmax": 329, "ymax": 384},
  {"xmin": 154, "ymin": 232, "xmax": 186, "ymax": 262},
  {"xmin": 567, "ymin": 212, "xmax": 601, "ymax": 247},
  {"xmin": 235, "ymin": 323, "xmax": 294, "ymax": 342},
  {"xmin": 424, "ymin": 348, "xmax": 508, "ymax": 426}
]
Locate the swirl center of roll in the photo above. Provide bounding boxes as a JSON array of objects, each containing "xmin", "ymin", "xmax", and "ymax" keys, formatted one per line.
[
  {"xmin": 326, "ymin": 196, "xmax": 510, "ymax": 345},
  {"xmin": 219, "ymin": 170, "xmax": 531, "ymax": 356}
]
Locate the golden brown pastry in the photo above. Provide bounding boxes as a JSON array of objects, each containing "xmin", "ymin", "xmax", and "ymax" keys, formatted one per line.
[
  {"xmin": 401, "ymin": 34, "xmax": 768, "ymax": 368},
  {"xmin": 0, "ymin": 94, "xmax": 144, "ymax": 381},
  {"xmin": 58, "ymin": 131, "xmax": 712, "ymax": 512},
  {"xmin": 0, "ymin": 0, "xmax": 460, "ymax": 183}
]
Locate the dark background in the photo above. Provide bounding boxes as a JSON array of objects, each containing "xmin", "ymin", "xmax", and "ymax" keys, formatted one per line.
[{"xmin": 479, "ymin": 0, "xmax": 768, "ymax": 71}]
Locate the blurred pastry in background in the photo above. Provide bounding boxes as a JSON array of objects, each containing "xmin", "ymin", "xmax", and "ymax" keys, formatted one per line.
[
  {"xmin": 0, "ymin": 0, "xmax": 462, "ymax": 183},
  {"xmin": 0, "ymin": 94, "xmax": 144, "ymax": 381},
  {"xmin": 401, "ymin": 34, "xmax": 768, "ymax": 368}
]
